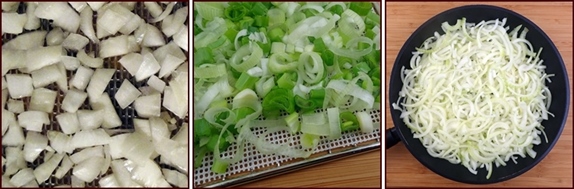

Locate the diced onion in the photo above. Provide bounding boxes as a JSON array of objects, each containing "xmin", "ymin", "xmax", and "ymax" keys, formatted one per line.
[
  {"xmin": 61, "ymin": 89, "xmax": 88, "ymax": 113},
  {"xmin": 114, "ymin": 79, "xmax": 142, "ymax": 109},
  {"xmin": 18, "ymin": 111, "xmax": 49, "ymax": 132},
  {"xmin": 23, "ymin": 131, "xmax": 48, "ymax": 162}
]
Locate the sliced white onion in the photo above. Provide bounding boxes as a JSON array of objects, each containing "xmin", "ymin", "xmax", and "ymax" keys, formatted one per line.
[
  {"xmin": 147, "ymin": 75, "xmax": 166, "ymax": 93},
  {"xmin": 77, "ymin": 109, "xmax": 105, "ymax": 130},
  {"xmin": 161, "ymin": 6, "xmax": 187, "ymax": 37},
  {"xmin": 33, "ymin": 153, "xmax": 64, "ymax": 183},
  {"xmin": 45, "ymin": 27, "xmax": 65, "ymax": 46},
  {"xmin": 55, "ymin": 112, "xmax": 79, "ymax": 135},
  {"xmin": 47, "ymin": 131, "xmax": 75, "ymax": 154},
  {"xmin": 173, "ymin": 25, "xmax": 188, "ymax": 52},
  {"xmin": 7, "ymin": 99, "xmax": 24, "ymax": 113},
  {"xmin": 134, "ymin": 93, "xmax": 161, "ymax": 118},
  {"xmin": 71, "ymin": 128, "xmax": 112, "ymax": 149},
  {"xmin": 79, "ymin": 7, "xmax": 99, "ymax": 43},
  {"xmin": 71, "ymin": 66, "xmax": 95, "ymax": 90},
  {"xmin": 29, "ymin": 88, "xmax": 57, "ymax": 113},
  {"xmin": 73, "ymin": 156, "xmax": 105, "ymax": 182},
  {"xmin": 62, "ymin": 33, "xmax": 89, "ymax": 51},
  {"xmin": 2, "ymin": 31, "xmax": 46, "ymax": 50},
  {"xmin": 118, "ymin": 53, "xmax": 143, "ymax": 76},
  {"xmin": 144, "ymin": 2, "xmax": 163, "ymax": 18},
  {"xmin": 55, "ymin": 62, "xmax": 69, "ymax": 93},
  {"xmin": 99, "ymin": 35, "xmax": 130, "ymax": 58},
  {"xmin": 89, "ymin": 93, "xmax": 122, "ymax": 129},
  {"xmin": 25, "ymin": 45, "xmax": 63, "ymax": 72},
  {"xmin": 133, "ymin": 118, "xmax": 151, "ymax": 138},
  {"xmin": 119, "ymin": 14, "xmax": 143, "ymax": 35},
  {"xmin": 87, "ymin": 68, "xmax": 115, "ymax": 100},
  {"xmin": 153, "ymin": 41, "xmax": 186, "ymax": 63},
  {"xmin": 10, "ymin": 168, "xmax": 34, "ymax": 187},
  {"xmin": 61, "ymin": 56, "xmax": 80, "ymax": 71},
  {"xmin": 115, "ymin": 79, "xmax": 141, "ymax": 109},
  {"xmin": 18, "ymin": 111, "xmax": 49, "ymax": 132},
  {"xmin": 70, "ymin": 146, "xmax": 104, "ymax": 164},
  {"xmin": 158, "ymin": 54, "xmax": 185, "ymax": 78},
  {"xmin": 96, "ymin": 4, "xmax": 133, "ymax": 35},
  {"xmin": 108, "ymin": 133, "xmax": 129, "ymax": 159},
  {"xmin": 31, "ymin": 64, "xmax": 63, "ymax": 88},
  {"xmin": 23, "ymin": 131, "xmax": 48, "ymax": 162},
  {"xmin": 3, "ymin": 124, "xmax": 25, "ymax": 146},
  {"xmin": 135, "ymin": 52, "xmax": 160, "ymax": 81},
  {"xmin": 141, "ymin": 24, "xmax": 166, "ymax": 47},
  {"xmin": 61, "ymin": 89, "xmax": 88, "ymax": 113},
  {"xmin": 77, "ymin": 49, "xmax": 103, "ymax": 68},
  {"xmin": 6, "ymin": 74, "xmax": 33, "ymax": 99},
  {"xmin": 121, "ymin": 132, "xmax": 154, "ymax": 164}
]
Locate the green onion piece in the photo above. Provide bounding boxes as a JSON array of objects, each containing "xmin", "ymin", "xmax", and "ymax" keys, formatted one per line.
[
  {"xmin": 285, "ymin": 112, "xmax": 300, "ymax": 133},
  {"xmin": 269, "ymin": 52, "xmax": 298, "ymax": 73},
  {"xmin": 233, "ymin": 107, "xmax": 255, "ymax": 123},
  {"xmin": 206, "ymin": 134, "xmax": 230, "ymax": 152},
  {"xmin": 365, "ymin": 48, "xmax": 380, "ymax": 68},
  {"xmin": 194, "ymin": 63, "xmax": 226, "ymax": 79},
  {"xmin": 196, "ymin": 2, "xmax": 224, "ymax": 21},
  {"xmin": 262, "ymin": 87, "xmax": 295, "ymax": 118},
  {"xmin": 238, "ymin": 17, "xmax": 254, "ymax": 29},
  {"xmin": 309, "ymin": 88, "xmax": 325, "ymax": 100},
  {"xmin": 257, "ymin": 41, "xmax": 271, "ymax": 56},
  {"xmin": 235, "ymin": 72, "xmax": 259, "ymax": 91},
  {"xmin": 225, "ymin": 3, "xmax": 248, "ymax": 22},
  {"xmin": 229, "ymin": 43, "xmax": 263, "ymax": 72},
  {"xmin": 209, "ymin": 99, "xmax": 228, "ymax": 109},
  {"xmin": 349, "ymin": 2, "xmax": 372, "ymax": 16},
  {"xmin": 212, "ymin": 158, "xmax": 229, "ymax": 174},
  {"xmin": 352, "ymin": 62, "xmax": 371, "ymax": 74},
  {"xmin": 254, "ymin": 15, "xmax": 269, "ymax": 27},
  {"xmin": 277, "ymin": 72, "xmax": 296, "ymax": 89},
  {"xmin": 252, "ymin": 2, "xmax": 269, "ymax": 16},
  {"xmin": 321, "ymin": 50, "xmax": 335, "ymax": 66},
  {"xmin": 268, "ymin": 8, "xmax": 286, "ymax": 26},
  {"xmin": 300, "ymin": 133, "xmax": 319, "ymax": 149},
  {"xmin": 194, "ymin": 147, "xmax": 208, "ymax": 168},
  {"xmin": 340, "ymin": 111, "xmax": 360, "ymax": 132},
  {"xmin": 271, "ymin": 42, "xmax": 286, "ymax": 54},
  {"xmin": 194, "ymin": 47, "xmax": 214, "ymax": 66},
  {"xmin": 224, "ymin": 19, "xmax": 239, "ymax": 41},
  {"xmin": 207, "ymin": 36, "xmax": 227, "ymax": 50},
  {"xmin": 313, "ymin": 38, "xmax": 327, "ymax": 52},
  {"xmin": 328, "ymin": 5, "xmax": 344, "ymax": 15},
  {"xmin": 295, "ymin": 95, "xmax": 318, "ymax": 114},
  {"xmin": 268, "ymin": 27, "xmax": 285, "ymax": 42},
  {"xmin": 194, "ymin": 118, "xmax": 215, "ymax": 137}
]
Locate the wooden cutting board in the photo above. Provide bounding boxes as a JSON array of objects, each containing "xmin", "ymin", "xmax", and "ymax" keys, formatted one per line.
[{"xmin": 386, "ymin": 2, "xmax": 573, "ymax": 187}]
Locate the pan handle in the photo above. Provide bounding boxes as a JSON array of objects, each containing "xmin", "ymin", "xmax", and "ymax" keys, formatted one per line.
[{"xmin": 385, "ymin": 127, "xmax": 401, "ymax": 149}]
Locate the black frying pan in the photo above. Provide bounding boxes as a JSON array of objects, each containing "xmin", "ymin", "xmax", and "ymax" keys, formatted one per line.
[{"xmin": 386, "ymin": 5, "xmax": 570, "ymax": 184}]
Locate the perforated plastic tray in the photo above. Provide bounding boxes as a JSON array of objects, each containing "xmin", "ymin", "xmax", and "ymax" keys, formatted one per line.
[
  {"xmin": 193, "ymin": 2, "xmax": 382, "ymax": 187},
  {"xmin": 2, "ymin": 2, "xmax": 189, "ymax": 187}
]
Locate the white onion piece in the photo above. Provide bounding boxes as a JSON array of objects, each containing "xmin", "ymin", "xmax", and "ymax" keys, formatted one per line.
[
  {"xmin": 171, "ymin": 123, "xmax": 188, "ymax": 145},
  {"xmin": 33, "ymin": 153, "xmax": 64, "ymax": 183},
  {"xmin": 147, "ymin": 75, "xmax": 166, "ymax": 93},
  {"xmin": 26, "ymin": 45, "xmax": 63, "ymax": 72},
  {"xmin": 143, "ymin": 2, "xmax": 163, "ymax": 18},
  {"xmin": 55, "ymin": 112, "xmax": 79, "ymax": 134},
  {"xmin": 3, "ymin": 124, "xmax": 25, "ymax": 147},
  {"xmin": 6, "ymin": 74, "xmax": 33, "ymax": 99},
  {"xmin": 150, "ymin": 117, "xmax": 169, "ymax": 141},
  {"xmin": 70, "ymin": 146, "xmax": 103, "ymax": 164},
  {"xmin": 29, "ymin": 88, "xmax": 57, "ymax": 113},
  {"xmin": 10, "ymin": 168, "xmax": 34, "ymax": 187},
  {"xmin": 115, "ymin": 79, "xmax": 141, "ymax": 109},
  {"xmin": 87, "ymin": 2, "xmax": 106, "ymax": 11},
  {"xmin": 2, "ymin": 31, "xmax": 46, "ymax": 50},
  {"xmin": 100, "ymin": 35, "xmax": 130, "ymax": 58},
  {"xmin": 1, "ymin": 156, "xmax": 5, "ymax": 168},
  {"xmin": 71, "ymin": 66, "xmax": 95, "ymax": 90},
  {"xmin": 108, "ymin": 133, "xmax": 129, "ymax": 159},
  {"xmin": 2, "ymin": 13, "xmax": 27, "ymax": 34},
  {"xmin": 101, "ymin": 145, "xmax": 112, "ymax": 174},
  {"xmin": 153, "ymin": 41, "xmax": 186, "ymax": 63},
  {"xmin": 18, "ymin": 111, "xmax": 49, "ymax": 132},
  {"xmin": 119, "ymin": 2, "xmax": 136, "ymax": 11},
  {"xmin": 2, "ymin": 49, "xmax": 26, "ymax": 75},
  {"xmin": 126, "ymin": 159, "xmax": 171, "ymax": 187},
  {"xmin": 54, "ymin": 155, "xmax": 73, "ymax": 179},
  {"xmin": 35, "ymin": 3, "xmax": 80, "ymax": 33},
  {"xmin": 127, "ymin": 35, "xmax": 141, "ymax": 53},
  {"xmin": 158, "ymin": 54, "xmax": 185, "ymax": 78},
  {"xmin": 45, "ymin": 27, "xmax": 65, "ymax": 46},
  {"xmin": 119, "ymin": 13, "xmax": 143, "ymax": 35},
  {"xmin": 55, "ymin": 62, "xmax": 68, "ymax": 93},
  {"xmin": 77, "ymin": 49, "xmax": 103, "ymax": 68},
  {"xmin": 23, "ymin": 131, "xmax": 48, "ymax": 162},
  {"xmin": 355, "ymin": 111, "xmax": 374, "ymax": 133},
  {"xmin": 77, "ymin": 110, "xmax": 104, "ymax": 130},
  {"xmin": 47, "ymin": 131, "xmax": 75, "ymax": 154},
  {"xmin": 141, "ymin": 24, "xmax": 166, "ymax": 47},
  {"xmin": 43, "ymin": 150, "xmax": 54, "ymax": 162},
  {"xmin": 87, "ymin": 68, "xmax": 115, "ymax": 100},
  {"xmin": 173, "ymin": 25, "xmax": 188, "ymax": 52},
  {"xmin": 133, "ymin": 118, "xmax": 151, "ymax": 137},
  {"xmin": 62, "ymin": 33, "xmax": 89, "ymax": 51},
  {"xmin": 23, "ymin": 3, "xmax": 40, "ymax": 30},
  {"xmin": 96, "ymin": 18, "xmax": 114, "ymax": 39},
  {"xmin": 162, "ymin": 168, "xmax": 188, "ymax": 187},
  {"xmin": 7, "ymin": 99, "xmax": 24, "ymax": 113},
  {"xmin": 61, "ymin": 89, "xmax": 87, "ymax": 113},
  {"xmin": 2, "ymin": 2, "xmax": 19, "ymax": 12},
  {"xmin": 134, "ymin": 93, "xmax": 161, "ymax": 118},
  {"xmin": 2, "ymin": 175, "xmax": 14, "ymax": 187},
  {"xmin": 97, "ymin": 4, "xmax": 133, "ymax": 34},
  {"xmin": 118, "ymin": 53, "xmax": 143, "ymax": 76},
  {"xmin": 149, "ymin": 2, "xmax": 176, "ymax": 23},
  {"xmin": 79, "ymin": 7, "xmax": 99, "ymax": 43},
  {"xmin": 99, "ymin": 174, "xmax": 120, "ymax": 187},
  {"xmin": 5, "ymin": 146, "xmax": 26, "ymax": 176},
  {"xmin": 73, "ymin": 156, "xmax": 105, "ymax": 182},
  {"xmin": 2, "ymin": 109, "xmax": 16, "ymax": 135},
  {"xmin": 121, "ymin": 132, "xmax": 154, "ymax": 164},
  {"xmin": 71, "ymin": 175, "xmax": 85, "ymax": 187},
  {"xmin": 154, "ymin": 137, "xmax": 188, "ymax": 173},
  {"xmin": 61, "ymin": 56, "xmax": 80, "ymax": 71},
  {"xmin": 69, "ymin": 2, "xmax": 88, "ymax": 12},
  {"xmin": 135, "ymin": 52, "xmax": 160, "ymax": 81},
  {"xmin": 23, "ymin": 180, "xmax": 39, "ymax": 187},
  {"xmin": 162, "ymin": 7, "xmax": 188, "ymax": 37},
  {"xmin": 89, "ymin": 93, "xmax": 122, "ymax": 128},
  {"xmin": 31, "ymin": 64, "xmax": 63, "ymax": 88},
  {"xmin": 163, "ymin": 73, "xmax": 188, "ymax": 118},
  {"xmin": 71, "ymin": 128, "xmax": 111, "ymax": 148},
  {"xmin": 2, "ymin": 77, "xmax": 5, "ymax": 89},
  {"xmin": 110, "ymin": 160, "xmax": 142, "ymax": 187}
]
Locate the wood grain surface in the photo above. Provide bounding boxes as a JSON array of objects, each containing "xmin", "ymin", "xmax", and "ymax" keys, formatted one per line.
[{"xmin": 386, "ymin": 2, "xmax": 573, "ymax": 187}]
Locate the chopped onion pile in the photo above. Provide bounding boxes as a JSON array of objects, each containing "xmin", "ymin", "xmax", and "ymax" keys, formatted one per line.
[
  {"xmin": 392, "ymin": 18, "xmax": 553, "ymax": 179},
  {"xmin": 193, "ymin": 2, "xmax": 381, "ymax": 174},
  {"xmin": 2, "ymin": 2, "xmax": 188, "ymax": 187}
]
